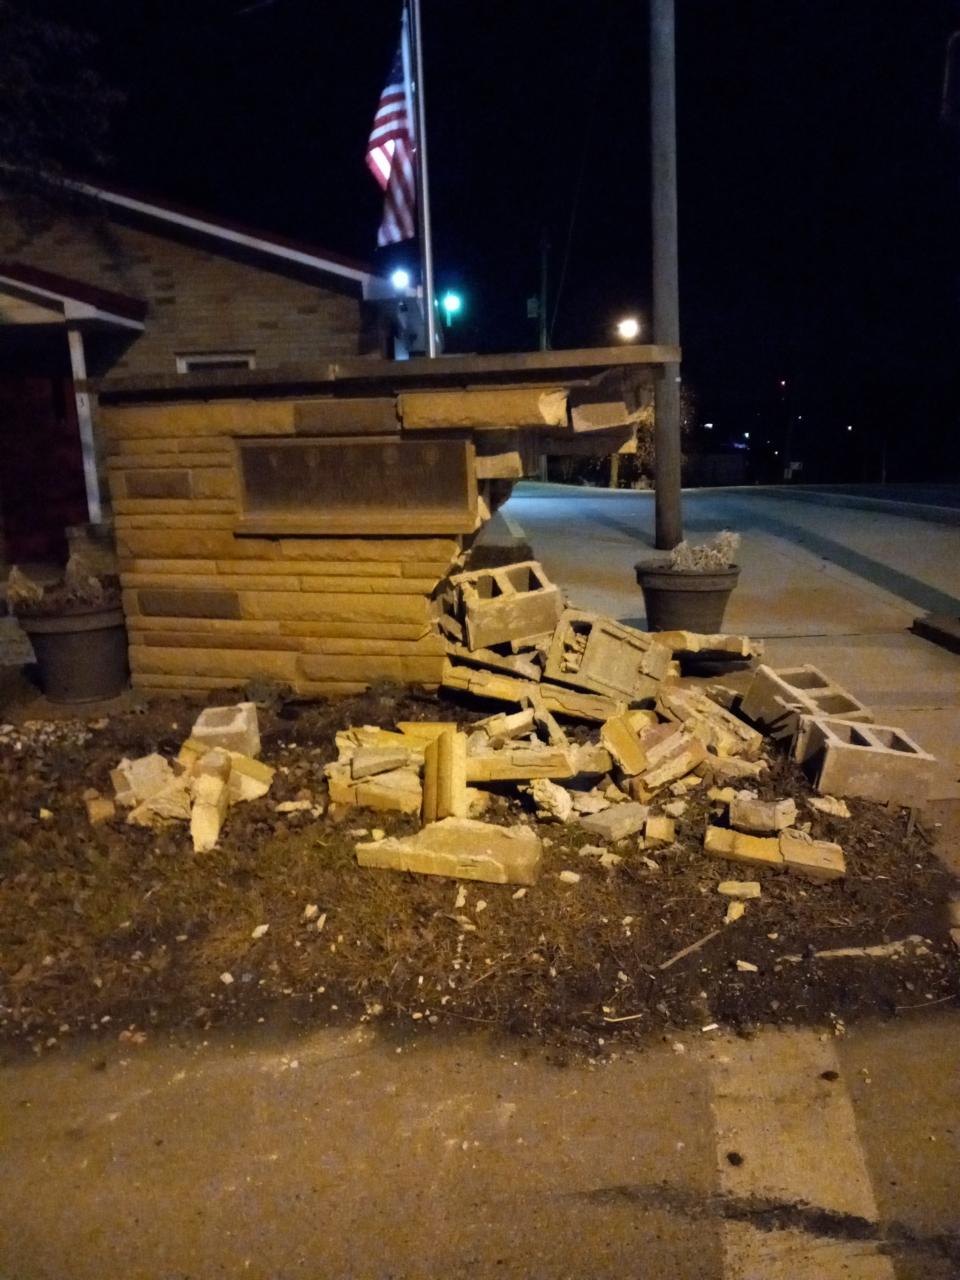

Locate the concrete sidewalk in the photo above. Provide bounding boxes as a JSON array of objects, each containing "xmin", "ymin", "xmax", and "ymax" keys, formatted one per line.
[{"xmin": 504, "ymin": 484, "xmax": 960, "ymax": 800}]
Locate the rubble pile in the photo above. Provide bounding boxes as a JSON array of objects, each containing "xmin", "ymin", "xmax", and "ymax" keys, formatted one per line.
[
  {"xmin": 96, "ymin": 701, "xmax": 277, "ymax": 851},
  {"xmin": 314, "ymin": 558, "xmax": 940, "ymax": 891}
]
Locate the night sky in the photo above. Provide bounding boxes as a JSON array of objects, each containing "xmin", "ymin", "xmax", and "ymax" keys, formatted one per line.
[{"xmin": 30, "ymin": 1, "xmax": 960, "ymax": 479}]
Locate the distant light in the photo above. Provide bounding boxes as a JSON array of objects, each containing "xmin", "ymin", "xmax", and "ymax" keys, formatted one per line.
[
  {"xmin": 704, "ymin": 421, "xmax": 714, "ymax": 430},
  {"xmin": 773, "ymin": 450, "xmax": 779, "ymax": 456},
  {"xmin": 390, "ymin": 268, "xmax": 411, "ymax": 291},
  {"xmin": 779, "ymin": 379, "xmax": 786, "ymax": 388},
  {"xmin": 797, "ymin": 414, "xmax": 802, "ymax": 420},
  {"xmin": 441, "ymin": 291, "xmax": 463, "ymax": 316},
  {"xmin": 743, "ymin": 431, "xmax": 750, "ymax": 439},
  {"xmin": 616, "ymin": 316, "xmax": 641, "ymax": 341},
  {"xmin": 847, "ymin": 424, "xmax": 853, "ymax": 432}
]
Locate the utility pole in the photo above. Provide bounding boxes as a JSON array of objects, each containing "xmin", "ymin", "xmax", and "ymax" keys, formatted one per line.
[
  {"xmin": 539, "ymin": 230, "xmax": 550, "ymax": 351},
  {"xmin": 650, "ymin": 0, "xmax": 683, "ymax": 548}
]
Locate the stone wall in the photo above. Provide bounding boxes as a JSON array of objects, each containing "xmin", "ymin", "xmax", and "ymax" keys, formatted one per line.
[{"xmin": 101, "ymin": 398, "xmax": 457, "ymax": 696}]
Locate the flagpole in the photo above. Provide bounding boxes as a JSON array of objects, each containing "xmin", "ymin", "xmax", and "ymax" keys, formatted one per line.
[{"xmin": 407, "ymin": 0, "xmax": 438, "ymax": 358}]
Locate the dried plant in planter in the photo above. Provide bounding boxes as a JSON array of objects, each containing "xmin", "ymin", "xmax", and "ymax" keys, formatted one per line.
[
  {"xmin": 6, "ymin": 555, "xmax": 120, "ymax": 619},
  {"xmin": 669, "ymin": 530, "xmax": 740, "ymax": 572}
]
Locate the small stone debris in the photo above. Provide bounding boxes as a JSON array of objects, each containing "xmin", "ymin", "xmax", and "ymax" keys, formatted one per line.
[
  {"xmin": 808, "ymin": 795, "xmax": 852, "ymax": 819},
  {"xmin": 736, "ymin": 960, "xmax": 759, "ymax": 973},
  {"xmin": 724, "ymin": 901, "xmax": 746, "ymax": 925},
  {"xmin": 84, "ymin": 793, "xmax": 116, "ymax": 825},
  {"xmin": 558, "ymin": 870, "xmax": 581, "ymax": 884},
  {"xmin": 251, "ymin": 924, "xmax": 270, "ymax": 940},
  {"xmin": 644, "ymin": 815, "xmax": 676, "ymax": 846},
  {"xmin": 717, "ymin": 880, "xmax": 762, "ymax": 899},
  {"xmin": 302, "ymin": 904, "xmax": 319, "ymax": 922},
  {"xmin": 526, "ymin": 778, "xmax": 574, "ymax": 823},
  {"xmin": 579, "ymin": 801, "xmax": 648, "ymax": 842}
]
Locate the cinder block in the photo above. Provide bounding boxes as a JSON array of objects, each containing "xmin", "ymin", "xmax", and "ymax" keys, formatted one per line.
[
  {"xmin": 793, "ymin": 715, "xmax": 936, "ymax": 808},
  {"xmin": 741, "ymin": 664, "xmax": 873, "ymax": 737},
  {"xmin": 544, "ymin": 609, "xmax": 672, "ymax": 700},
  {"xmin": 191, "ymin": 702, "xmax": 261, "ymax": 757},
  {"xmin": 449, "ymin": 561, "xmax": 563, "ymax": 651}
]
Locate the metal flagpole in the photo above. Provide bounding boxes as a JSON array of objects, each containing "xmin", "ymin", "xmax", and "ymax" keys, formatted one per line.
[{"xmin": 408, "ymin": 0, "xmax": 438, "ymax": 357}]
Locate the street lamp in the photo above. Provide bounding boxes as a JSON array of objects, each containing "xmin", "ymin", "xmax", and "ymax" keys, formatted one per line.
[
  {"xmin": 440, "ymin": 291, "xmax": 463, "ymax": 324},
  {"xmin": 390, "ymin": 267, "xmax": 411, "ymax": 291},
  {"xmin": 616, "ymin": 316, "xmax": 641, "ymax": 341}
]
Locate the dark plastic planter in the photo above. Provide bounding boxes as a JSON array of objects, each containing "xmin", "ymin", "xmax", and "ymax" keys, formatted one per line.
[
  {"xmin": 634, "ymin": 561, "xmax": 740, "ymax": 633},
  {"xmin": 19, "ymin": 605, "xmax": 129, "ymax": 703}
]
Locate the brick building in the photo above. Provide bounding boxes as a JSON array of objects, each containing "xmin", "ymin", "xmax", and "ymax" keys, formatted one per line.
[{"xmin": 0, "ymin": 179, "xmax": 392, "ymax": 566}]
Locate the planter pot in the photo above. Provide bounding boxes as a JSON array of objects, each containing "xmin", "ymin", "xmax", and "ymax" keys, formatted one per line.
[
  {"xmin": 19, "ymin": 605, "xmax": 129, "ymax": 703},
  {"xmin": 634, "ymin": 561, "xmax": 740, "ymax": 633}
]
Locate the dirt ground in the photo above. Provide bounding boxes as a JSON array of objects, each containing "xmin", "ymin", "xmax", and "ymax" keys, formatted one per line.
[{"xmin": 1, "ymin": 679, "xmax": 958, "ymax": 1058}]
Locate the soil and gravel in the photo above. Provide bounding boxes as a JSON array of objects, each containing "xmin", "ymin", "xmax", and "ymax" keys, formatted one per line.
[{"xmin": 1, "ymin": 681, "xmax": 957, "ymax": 1057}]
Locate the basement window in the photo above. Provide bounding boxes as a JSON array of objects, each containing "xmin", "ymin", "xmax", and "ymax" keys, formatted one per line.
[
  {"xmin": 236, "ymin": 435, "xmax": 477, "ymax": 535},
  {"xmin": 176, "ymin": 350, "xmax": 256, "ymax": 373}
]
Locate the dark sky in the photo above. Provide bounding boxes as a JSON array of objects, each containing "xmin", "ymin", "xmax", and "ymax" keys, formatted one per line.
[{"xmin": 32, "ymin": 0, "xmax": 960, "ymax": 475}]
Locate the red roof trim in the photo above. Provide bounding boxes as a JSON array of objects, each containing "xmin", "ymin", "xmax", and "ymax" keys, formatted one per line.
[{"xmin": 0, "ymin": 261, "xmax": 148, "ymax": 321}]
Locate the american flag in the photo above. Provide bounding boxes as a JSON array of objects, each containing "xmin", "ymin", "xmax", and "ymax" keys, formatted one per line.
[{"xmin": 366, "ymin": 40, "xmax": 416, "ymax": 246}]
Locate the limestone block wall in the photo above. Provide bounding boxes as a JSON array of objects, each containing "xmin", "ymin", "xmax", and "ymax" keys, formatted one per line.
[{"xmin": 100, "ymin": 398, "xmax": 458, "ymax": 696}]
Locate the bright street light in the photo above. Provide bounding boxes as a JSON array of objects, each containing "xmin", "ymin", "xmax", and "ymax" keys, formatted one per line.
[
  {"xmin": 616, "ymin": 316, "xmax": 641, "ymax": 341},
  {"xmin": 390, "ymin": 267, "xmax": 411, "ymax": 291},
  {"xmin": 441, "ymin": 291, "xmax": 463, "ymax": 319}
]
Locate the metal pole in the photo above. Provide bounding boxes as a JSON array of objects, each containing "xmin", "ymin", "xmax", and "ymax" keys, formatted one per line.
[
  {"xmin": 66, "ymin": 326, "xmax": 103, "ymax": 524},
  {"xmin": 539, "ymin": 229, "xmax": 549, "ymax": 351},
  {"xmin": 409, "ymin": 0, "xmax": 438, "ymax": 358},
  {"xmin": 650, "ymin": 0, "xmax": 683, "ymax": 548}
]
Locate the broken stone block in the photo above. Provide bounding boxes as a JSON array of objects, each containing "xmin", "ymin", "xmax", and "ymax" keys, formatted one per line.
[
  {"xmin": 793, "ymin": 716, "xmax": 936, "ymax": 808},
  {"xmin": 543, "ymin": 610, "xmax": 672, "ymax": 700},
  {"xmin": 807, "ymin": 795, "xmax": 851, "ymax": 819},
  {"xmin": 132, "ymin": 780, "xmax": 193, "ymax": 825},
  {"xmin": 663, "ymin": 799, "xmax": 687, "ymax": 818},
  {"xmin": 396, "ymin": 721, "xmax": 459, "ymax": 745},
  {"xmin": 527, "ymin": 778, "xmax": 573, "ymax": 823},
  {"xmin": 177, "ymin": 737, "xmax": 207, "ymax": 772},
  {"xmin": 447, "ymin": 642, "xmax": 543, "ymax": 682},
  {"xmin": 571, "ymin": 790, "xmax": 610, "ymax": 816},
  {"xmin": 708, "ymin": 786, "xmax": 737, "ymax": 806},
  {"xmin": 337, "ymin": 725, "xmax": 421, "ymax": 759},
  {"xmin": 465, "ymin": 786, "xmax": 493, "ymax": 817},
  {"xmin": 741, "ymin": 664, "xmax": 873, "ymax": 737},
  {"xmin": 473, "ymin": 708, "xmax": 536, "ymax": 744},
  {"xmin": 228, "ymin": 753, "xmax": 275, "ymax": 803},
  {"xmin": 641, "ymin": 733, "xmax": 707, "ymax": 790},
  {"xmin": 704, "ymin": 825, "xmax": 783, "ymax": 869},
  {"xmin": 196, "ymin": 749, "xmax": 231, "ymax": 782},
  {"xmin": 779, "ymin": 828, "xmax": 845, "ymax": 881},
  {"xmin": 624, "ymin": 775, "xmax": 654, "ymax": 804},
  {"xmin": 525, "ymin": 690, "xmax": 568, "ymax": 747},
  {"xmin": 351, "ymin": 746, "xmax": 415, "ymax": 779},
  {"xmin": 656, "ymin": 631, "xmax": 763, "ymax": 659},
  {"xmin": 324, "ymin": 762, "xmax": 357, "ymax": 806},
  {"xmin": 422, "ymin": 729, "xmax": 467, "ymax": 822},
  {"xmin": 191, "ymin": 793, "xmax": 227, "ymax": 853},
  {"xmin": 570, "ymin": 742, "xmax": 614, "ymax": 776},
  {"xmin": 539, "ymin": 683, "xmax": 625, "ymax": 723},
  {"xmin": 645, "ymin": 815, "xmax": 676, "ymax": 845},
  {"xmin": 85, "ymin": 794, "xmax": 115, "ymax": 824},
  {"xmin": 190, "ymin": 701, "xmax": 260, "ymax": 758},
  {"xmin": 698, "ymin": 755, "xmax": 768, "ymax": 782},
  {"xmin": 601, "ymin": 713, "xmax": 647, "ymax": 776},
  {"xmin": 193, "ymin": 773, "xmax": 229, "ymax": 809},
  {"xmin": 729, "ymin": 794, "xmax": 798, "ymax": 834},
  {"xmin": 579, "ymin": 801, "xmax": 649, "ymax": 842},
  {"xmin": 355, "ymin": 768, "xmax": 422, "ymax": 815},
  {"xmin": 657, "ymin": 685, "xmax": 763, "ymax": 759},
  {"xmin": 465, "ymin": 744, "xmax": 575, "ymax": 782},
  {"xmin": 111, "ymin": 753, "xmax": 176, "ymax": 807},
  {"xmin": 725, "ymin": 901, "xmax": 746, "ymax": 924},
  {"xmin": 717, "ymin": 881, "xmax": 762, "ymax": 899},
  {"xmin": 356, "ymin": 817, "xmax": 542, "ymax": 885},
  {"xmin": 668, "ymin": 774, "xmax": 703, "ymax": 796},
  {"xmin": 449, "ymin": 561, "xmax": 564, "ymax": 651}
]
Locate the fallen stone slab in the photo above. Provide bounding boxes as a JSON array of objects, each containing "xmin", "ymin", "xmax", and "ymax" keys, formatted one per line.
[
  {"xmin": 571, "ymin": 790, "xmax": 610, "ymax": 816},
  {"xmin": 641, "ymin": 732, "xmax": 707, "ymax": 790},
  {"xmin": 600, "ymin": 713, "xmax": 647, "ymax": 776},
  {"xmin": 729, "ymin": 794, "xmax": 798, "ymax": 834},
  {"xmin": 191, "ymin": 776, "xmax": 229, "ymax": 852},
  {"xmin": 656, "ymin": 631, "xmax": 763, "ymax": 660},
  {"xmin": 779, "ymin": 828, "xmax": 846, "ymax": 881},
  {"xmin": 325, "ymin": 762, "xmax": 423, "ymax": 814},
  {"xmin": 396, "ymin": 721, "xmax": 460, "ymax": 745},
  {"xmin": 579, "ymin": 801, "xmax": 649, "ymax": 842},
  {"xmin": 793, "ymin": 715, "xmax": 936, "ymax": 808},
  {"xmin": 472, "ymin": 708, "xmax": 536, "ymax": 744},
  {"xmin": 465, "ymin": 744, "xmax": 575, "ymax": 782},
  {"xmin": 445, "ymin": 641, "xmax": 543, "ymax": 682},
  {"xmin": 704, "ymin": 825, "xmax": 783, "ymax": 869},
  {"xmin": 351, "ymin": 746, "xmax": 417, "ymax": 779},
  {"xmin": 190, "ymin": 701, "xmax": 260, "ymax": 758},
  {"xmin": 442, "ymin": 660, "xmax": 623, "ymax": 722},
  {"xmin": 127, "ymin": 778, "xmax": 193, "ymax": 827},
  {"xmin": 422, "ymin": 729, "xmax": 467, "ymax": 822},
  {"xmin": 697, "ymin": 755, "xmax": 768, "ymax": 782},
  {"xmin": 355, "ymin": 817, "xmax": 543, "ymax": 885}
]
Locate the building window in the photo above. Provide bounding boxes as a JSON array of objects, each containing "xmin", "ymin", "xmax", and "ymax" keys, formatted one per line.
[
  {"xmin": 176, "ymin": 351, "xmax": 256, "ymax": 373},
  {"xmin": 235, "ymin": 435, "xmax": 477, "ymax": 535}
]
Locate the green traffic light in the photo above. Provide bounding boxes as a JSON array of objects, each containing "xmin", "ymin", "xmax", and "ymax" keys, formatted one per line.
[{"xmin": 441, "ymin": 291, "xmax": 463, "ymax": 319}]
